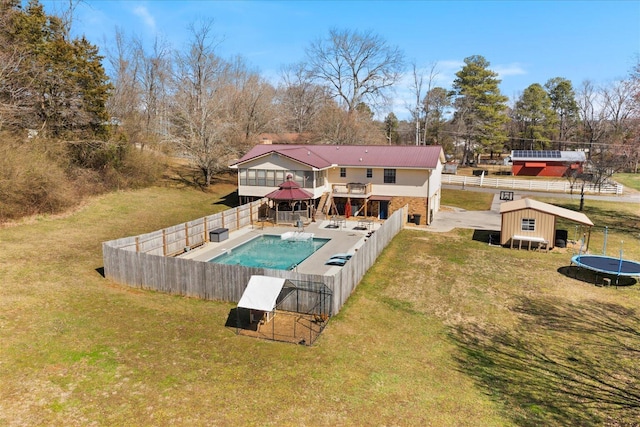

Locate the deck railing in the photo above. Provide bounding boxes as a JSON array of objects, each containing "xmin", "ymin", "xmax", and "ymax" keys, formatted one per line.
[{"xmin": 331, "ymin": 182, "xmax": 372, "ymax": 198}]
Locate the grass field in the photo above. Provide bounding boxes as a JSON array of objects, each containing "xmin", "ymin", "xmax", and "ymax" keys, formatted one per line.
[
  {"xmin": 614, "ymin": 173, "xmax": 640, "ymax": 192},
  {"xmin": 1, "ymin": 181, "xmax": 639, "ymax": 426}
]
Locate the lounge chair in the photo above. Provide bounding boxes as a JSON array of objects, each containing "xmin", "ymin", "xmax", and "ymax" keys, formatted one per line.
[
  {"xmin": 328, "ymin": 253, "xmax": 353, "ymax": 260},
  {"xmin": 325, "ymin": 257, "xmax": 348, "ymax": 266}
]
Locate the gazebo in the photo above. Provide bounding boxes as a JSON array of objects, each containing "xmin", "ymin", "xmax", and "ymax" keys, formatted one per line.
[{"xmin": 264, "ymin": 178, "xmax": 314, "ymax": 225}]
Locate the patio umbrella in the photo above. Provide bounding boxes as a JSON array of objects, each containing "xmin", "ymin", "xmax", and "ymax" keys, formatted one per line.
[{"xmin": 345, "ymin": 201, "xmax": 352, "ymax": 218}]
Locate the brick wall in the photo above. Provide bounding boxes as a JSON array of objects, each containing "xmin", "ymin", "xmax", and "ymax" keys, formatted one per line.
[{"xmin": 389, "ymin": 197, "xmax": 427, "ymax": 225}]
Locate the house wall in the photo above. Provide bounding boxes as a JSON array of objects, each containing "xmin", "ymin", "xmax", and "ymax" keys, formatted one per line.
[
  {"xmin": 500, "ymin": 209, "xmax": 556, "ymax": 247},
  {"xmin": 234, "ymin": 149, "xmax": 444, "ymax": 224},
  {"xmin": 326, "ymin": 167, "xmax": 429, "ymax": 198},
  {"xmin": 512, "ymin": 161, "xmax": 582, "ymax": 177}
]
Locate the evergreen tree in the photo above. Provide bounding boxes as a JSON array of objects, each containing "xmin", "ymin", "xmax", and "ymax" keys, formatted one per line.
[
  {"xmin": 544, "ymin": 77, "xmax": 579, "ymax": 147},
  {"xmin": 423, "ymin": 86, "xmax": 452, "ymax": 145},
  {"xmin": 512, "ymin": 83, "xmax": 557, "ymax": 149},
  {"xmin": 383, "ymin": 112, "xmax": 399, "ymax": 144},
  {"xmin": 452, "ymin": 55, "xmax": 508, "ymax": 164},
  {"xmin": 1, "ymin": 0, "xmax": 111, "ymax": 137}
]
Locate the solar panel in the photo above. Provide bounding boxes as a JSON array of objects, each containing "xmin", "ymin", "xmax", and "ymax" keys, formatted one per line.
[{"xmin": 512, "ymin": 150, "xmax": 561, "ymax": 159}]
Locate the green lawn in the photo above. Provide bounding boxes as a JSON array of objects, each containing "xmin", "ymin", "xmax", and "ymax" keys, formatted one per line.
[
  {"xmin": 614, "ymin": 173, "xmax": 640, "ymax": 192},
  {"xmin": 1, "ymin": 183, "xmax": 639, "ymax": 426},
  {"xmin": 441, "ymin": 188, "xmax": 494, "ymax": 211}
]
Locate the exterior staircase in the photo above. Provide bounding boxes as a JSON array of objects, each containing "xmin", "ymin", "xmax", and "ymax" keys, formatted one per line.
[{"xmin": 317, "ymin": 192, "xmax": 331, "ymax": 218}]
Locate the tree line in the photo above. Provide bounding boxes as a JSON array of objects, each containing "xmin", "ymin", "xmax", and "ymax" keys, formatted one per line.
[{"xmin": 0, "ymin": 1, "xmax": 638, "ymax": 220}]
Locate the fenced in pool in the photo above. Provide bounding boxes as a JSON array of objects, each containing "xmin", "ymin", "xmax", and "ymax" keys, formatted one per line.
[
  {"xmin": 209, "ymin": 234, "xmax": 330, "ymax": 270},
  {"xmin": 102, "ymin": 200, "xmax": 407, "ymax": 315}
]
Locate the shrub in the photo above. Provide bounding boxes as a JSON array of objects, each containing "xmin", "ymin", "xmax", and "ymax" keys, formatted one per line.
[{"xmin": 0, "ymin": 134, "xmax": 165, "ymax": 223}]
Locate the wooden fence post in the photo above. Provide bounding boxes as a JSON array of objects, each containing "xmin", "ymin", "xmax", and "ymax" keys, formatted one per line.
[
  {"xmin": 162, "ymin": 229, "xmax": 167, "ymax": 256},
  {"xmin": 135, "ymin": 237, "xmax": 140, "ymax": 252},
  {"xmin": 204, "ymin": 217, "xmax": 208, "ymax": 242},
  {"xmin": 185, "ymin": 223, "xmax": 189, "ymax": 247}
]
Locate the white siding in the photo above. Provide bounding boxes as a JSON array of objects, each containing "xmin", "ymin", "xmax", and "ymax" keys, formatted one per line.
[{"xmin": 326, "ymin": 167, "xmax": 429, "ymax": 197}]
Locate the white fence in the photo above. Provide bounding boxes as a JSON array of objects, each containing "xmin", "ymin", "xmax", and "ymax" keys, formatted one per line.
[{"xmin": 442, "ymin": 174, "xmax": 624, "ymax": 195}]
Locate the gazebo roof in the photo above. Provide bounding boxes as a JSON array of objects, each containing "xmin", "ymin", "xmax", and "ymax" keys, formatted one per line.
[{"xmin": 265, "ymin": 180, "xmax": 313, "ymax": 201}]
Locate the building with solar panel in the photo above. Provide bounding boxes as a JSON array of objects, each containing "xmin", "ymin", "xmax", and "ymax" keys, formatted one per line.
[{"xmin": 509, "ymin": 150, "xmax": 587, "ymax": 177}]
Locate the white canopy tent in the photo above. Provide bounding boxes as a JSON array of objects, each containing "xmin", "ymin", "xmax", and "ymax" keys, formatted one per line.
[{"xmin": 237, "ymin": 275, "xmax": 287, "ymax": 323}]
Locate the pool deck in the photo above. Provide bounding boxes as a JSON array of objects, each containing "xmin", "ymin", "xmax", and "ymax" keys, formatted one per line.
[{"xmin": 179, "ymin": 218, "xmax": 381, "ymax": 276}]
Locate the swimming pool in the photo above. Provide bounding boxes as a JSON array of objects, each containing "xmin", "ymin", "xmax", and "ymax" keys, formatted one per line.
[{"xmin": 208, "ymin": 234, "xmax": 330, "ymax": 270}]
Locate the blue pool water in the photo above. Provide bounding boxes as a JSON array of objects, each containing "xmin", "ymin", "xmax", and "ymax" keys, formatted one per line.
[{"xmin": 208, "ymin": 234, "xmax": 330, "ymax": 270}]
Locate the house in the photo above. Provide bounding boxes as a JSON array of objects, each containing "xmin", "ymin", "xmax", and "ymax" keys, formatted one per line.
[
  {"xmin": 229, "ymin": 144, "xmax": 446, "ymax": 225},
  {"xmin": 500, "ymin": 198, "xmax": 594, "ymax": 250},
  {"xmin": 510, "ymin": 150, "xmax": 586, "ymax": 177}
]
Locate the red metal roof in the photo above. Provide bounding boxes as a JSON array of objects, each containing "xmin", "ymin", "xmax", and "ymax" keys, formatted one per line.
[
  {"xmin": 264, "ymin": 180, "xmax": 313, "ymax": 200},
  {"xmin": 231, "ymin": 144, "xmax": 444, "ymax": 169}
]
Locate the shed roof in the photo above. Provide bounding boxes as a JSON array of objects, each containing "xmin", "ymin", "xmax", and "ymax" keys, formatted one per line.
[
  {"xmin": 500, "ymin": 198, "xmax": 594, "ymax": 226},
  {"xmin": 230, "ymin": 144, "xmax": 445, "ymax": 170},
  {"xmin": 510, "ymin": 150, "xmax": 586, "ymax": 163},
  {"xmin": 237, "ymin": 275, "xmax": 287, "ymax": 312}
]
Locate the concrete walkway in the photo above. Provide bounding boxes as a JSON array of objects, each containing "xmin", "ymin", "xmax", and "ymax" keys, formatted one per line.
[{"xmin": 425, "ymin": 194, "xmax": 506, "ymax": 233}]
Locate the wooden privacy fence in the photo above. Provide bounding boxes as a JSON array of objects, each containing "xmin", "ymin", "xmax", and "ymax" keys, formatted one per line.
[
  {"xmin": 105, "ymin": 200, "xmax": 266, "ymax": 257},
  {"xmin": 102, "ymin": 201, "xmax": 407, "ymax": 315},
  {"xmin": 442, "ymin": 174, "xmax": 624, "ymax": 195}
]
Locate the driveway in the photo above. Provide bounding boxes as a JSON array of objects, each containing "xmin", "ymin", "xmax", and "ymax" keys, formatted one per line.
[
  {"xmin": 425, "ymin": 185, "xmax": 640, "ymax": 233},
  {"xmin": 425, "ymin": 194, "xmax": 503, "ymax": 233}
]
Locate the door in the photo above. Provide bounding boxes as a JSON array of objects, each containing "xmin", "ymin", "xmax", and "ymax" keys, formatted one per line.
[{"xmin": 379, "ymin": 201, "xmax": 389, "ymax": 219}]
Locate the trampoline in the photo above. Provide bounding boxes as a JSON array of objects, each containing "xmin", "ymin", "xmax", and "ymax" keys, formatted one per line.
[{"xmin": 571, "ymin": 254, "xmax": 640, "ymax": 285}]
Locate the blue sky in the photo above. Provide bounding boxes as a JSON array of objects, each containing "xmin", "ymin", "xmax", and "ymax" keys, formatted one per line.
[{"xmin": 43, "ymin": 0, "xmax": 639, "ymax": 119}]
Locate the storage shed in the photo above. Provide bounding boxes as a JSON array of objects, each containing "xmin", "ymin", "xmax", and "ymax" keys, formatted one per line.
[
  {"xmin": 500, "ymin": 198, "xmax": 593, "ymax": 250},
  {"xmin": 510, "ymin": 150, "xmax": 586, "ymax": 177}
]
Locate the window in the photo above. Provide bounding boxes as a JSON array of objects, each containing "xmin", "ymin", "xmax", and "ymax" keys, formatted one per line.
[
  {"xmin": 521, "ymin": 218, "xmax": 535, "ymax": 231},
  {"xmin": 303, "ymin": 171, "xmax": 314, "ymax": 188},
  {"xmin": 366, "ymin": 168, "xmax": 373, "ymax": 178},
  {"xmin": 256, "ymin": 170, "xmax": 266, "ymax": 186},
  {"xmin": 247, "ymin": 169, "xmax": 256, "ymax": 185},
  {"xmin": 340, "ymin": 168, "xmax": 346, "ymax": 178},
  {"xmin": 240, "ymin": 168, "xmax": 318, "ymax": 188},
  {"xmin": 266, "ymin": 170, "xmax": 275, "ymax": 187},
  {"xmin": 383, "ymin": 169, "xmax": 396, "ymax": 184}
]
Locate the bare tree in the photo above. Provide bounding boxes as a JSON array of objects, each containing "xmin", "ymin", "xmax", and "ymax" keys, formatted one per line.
[
  {"xmin": 135, "ymin": 34, "xmax": 171, "ymax": 148},
  {"xmin": 408, "ymin": 62, "xmax": 424, "ymax": 145},
  {"xmin": 311, "ymin": 100, "xmax": 386, "ymax": 145},
  {"xmin": 577, "ymin": 80, "xmax": 607, "ymax": 158},
  {"xmin": 226, "ymin": 56, "xmax": 277, "ymax": 145},
  {"xmin": 105, "ymin": 28, "xmax": 141, "ymax": 138},
  {"xmin": 601, "ymin": 79, "xmax": 637, "ymax": 139},
  {"xmin": 277, "ymin": 62, "xmax": 326, "ymax": 134},
  {"xmin": 169, "ymin": 21, "xmax": 230, "ymax": 186},
  {"xmin": 0, "ymin": 44, "xmax": 30, "ymax": 131},
  {"xmin": 305, "ymin": 28, "xmax": 404, "ymax": 114}
]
